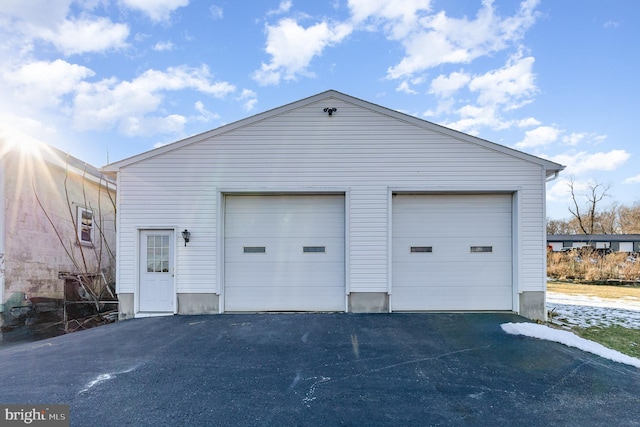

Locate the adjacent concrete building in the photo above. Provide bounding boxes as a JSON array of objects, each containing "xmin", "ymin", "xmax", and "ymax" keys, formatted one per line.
[
  {"xmin": 104, "ymin": 90, "xmax": 563, "ymax": 321},
  {"xmin": 0, "ymin": 141, "xmax": 116, "ymax": 329}
]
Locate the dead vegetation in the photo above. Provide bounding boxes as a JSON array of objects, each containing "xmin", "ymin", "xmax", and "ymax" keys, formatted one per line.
[{"xmin": 547, "ymin": 248, "xmax": 640, "ymax": 283}]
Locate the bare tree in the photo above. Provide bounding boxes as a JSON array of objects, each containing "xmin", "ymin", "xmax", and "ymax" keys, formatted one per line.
[
  {"xmin": 547, "ymin": 218, "xmax": 572, "ymax": 235},
  {"xmin": 619, "ymin": 202, "xmax": 640, "ymax": 233},
  {"xmin": 568, "ymin": 178, "xmax": 612, "ymax": 234},
  {"xmin": 32, "ymin": 160, "xmax": 116, "ymax": 310}
]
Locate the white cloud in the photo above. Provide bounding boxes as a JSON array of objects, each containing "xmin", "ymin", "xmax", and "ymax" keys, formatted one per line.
[
  {"xmin": 252, "ymin": 18, "xmax": 352, "ymax": 85},
  {"xmin": 0, "ymin": 113, "xmax": 58, "ymax": 149},
  {"xmin": 237, "ymin": 89, "xmax": 258, "ymax": 111},
  {"xmin": 549, "ymin": 150, "xmax": 630, "ymax": 175},
  {"xmin": 444, "ymin": 104, "xmax": 507, "ymax": 134},
  {"xmin": 433, "ymin": 53, "xmax": 538, "ymax": 134},
  {"xmin": 209, "ymin": 5, "xmax": 223, "ymax": 20},
  {"xmin": 515, "ymin": 125, "xmax": 560, "ymax": 149},
  {"xmin": 429, "ymin": 70, "xmax": 471, "ymax": 96},
  {"xmin": 562, "ymin": 132, "xmax": 587, "ymax": 146},
  {"xmin": 348, "ymin": 0, "xmax": 432, "ymax": 39},
  {"xmin": 121, "ymin": 114, "xmax": 186, "ymax": 137},
  {"xmin": 193, "ymin": 101, "xmax": 220, "ymax": 122},
  {"xmin": 562, "ymin": 132, "xmax": 607, "ymax": 147},
  {"xmin": 386, "ymin": 0, "xmax": 540, "ymax": 79},
  {"xmin": 153, "ymin": 41, "xmax": 175, "ymax": 51},
  {"xmin": 517, "ymin": 117, "xmax": 541, "ymax": 127},
  {"xmin": 546, "ymin": 178, "xmax": 586, "ymax": 202},
  {"xmin": 3, "ymin": 59, "xmax": 94, "ymax": 108},
  {"xmin": 267, "ymin": 1, "xmax": 292, "ymax": 16},
  {"xmin": 469, "ymin": 53, "xmax": 536, "ymax": 109},
  {"xmin": 604, "ymin": 20, "xmax": 620, "ymax": 29},
  {"xmin": 0, "ymin": 0, "xmax": 72, "ymax": 28},
  {"xmin": 624, "ymin": 174, "xmax": 640, "ymax": 184},
  {"xmin": 73, "ymin": 65, "xmax": 235, "ymax": 135},
  {"xmin": 118, "ymin": 0, "xmax": 189, "ymax": 22},
  {"xmin": 36, "ymin": 17, "xmax": 130, "ymax": 55},
  {"xmin": 396, "ymin": 81, "xmax": 418, "ymax": 94}
]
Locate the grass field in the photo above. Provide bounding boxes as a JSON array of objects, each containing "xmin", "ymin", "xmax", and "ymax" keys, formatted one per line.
[{"xmin": 547, "ymin": 281, "xmax": 640, "ymax": 359}]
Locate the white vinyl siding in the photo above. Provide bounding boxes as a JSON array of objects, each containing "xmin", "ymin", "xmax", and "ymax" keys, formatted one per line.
[{"xmin": 113, "ymin": 94, "xmax": 551, "ymax": 313}]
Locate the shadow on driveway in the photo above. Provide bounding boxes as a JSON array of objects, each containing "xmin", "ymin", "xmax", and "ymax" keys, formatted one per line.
[{"xmin": 0, "ymin": 313, "xmax": 639, "ymax": 426}]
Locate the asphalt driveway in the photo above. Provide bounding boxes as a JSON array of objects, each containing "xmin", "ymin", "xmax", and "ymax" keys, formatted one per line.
[{"xmin": 0, "ymin": 313, "xmax": 639, "ymax": 426}]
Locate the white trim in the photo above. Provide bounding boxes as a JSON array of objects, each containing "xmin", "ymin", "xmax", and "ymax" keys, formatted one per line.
[
  {"xmin": 76, "ymin": 206, "xmax": 95, "ymax": 246},
  {"xmin": 344, "ymin": 188, "xmax": 351, "ymax": 311},
  {"xmin": 216, "ymin": 190, "xmax": 224, "ymax": 314},
  {"xmin": 387, "ymin": 189, "xmax": 393, "ymax": 312},
  {"xmin": 541, "ymin": 167, "xmax": 548, "ymax": 307},
  {"xmin": 512, "ymin": 189, "xmax": 522, "ymax": 314},
  {"xmin": 114, "ymin": 172, "xmax": 122, "ymax": 294}
]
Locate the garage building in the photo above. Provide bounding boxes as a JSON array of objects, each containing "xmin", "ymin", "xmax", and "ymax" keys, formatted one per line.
[{"xmin": 103, "ymin": 90, "xmax": 563, "ymax": 321}]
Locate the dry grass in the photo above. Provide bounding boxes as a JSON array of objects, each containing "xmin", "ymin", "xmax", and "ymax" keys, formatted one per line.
[
  {"xmin": 547, "ymin": 282, "xmax": 640, "ymax": 299},
  {"xmin": 547, "ymin": 249, "xmax": 640, "ymax": 283}
]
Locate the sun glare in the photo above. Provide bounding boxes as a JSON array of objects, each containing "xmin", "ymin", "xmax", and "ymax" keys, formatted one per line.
[{"xmin": 14, "ymin": 138, "xmax": 44, "ymax": 157}]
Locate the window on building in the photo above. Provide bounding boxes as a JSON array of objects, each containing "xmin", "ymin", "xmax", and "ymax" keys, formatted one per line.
[{"xmin": 77, "ymin": 207, "xmax": 94, "ymax": 245}]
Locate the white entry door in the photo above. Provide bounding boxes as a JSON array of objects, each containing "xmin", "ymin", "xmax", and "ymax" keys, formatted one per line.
[{"xmin": 139, "ymin": 230, "xmax": 174, "ymax": 313}]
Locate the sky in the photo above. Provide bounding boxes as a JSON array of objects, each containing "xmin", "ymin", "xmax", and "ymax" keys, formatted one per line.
[{"xmin": 0, "ymin": 0, "xmax": 639, "ymax": 220}]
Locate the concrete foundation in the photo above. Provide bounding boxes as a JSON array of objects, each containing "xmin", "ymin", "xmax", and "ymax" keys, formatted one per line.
[
  {"xmin": 177, "ymin": 293, "xmax": 219, "ymax": 315},
  {"xmin": 519, "ymin": 291, "xmax": 546, "ymax": 321},
  {"xmin": 349, "ymin": 292, "xmax": 389, "ymax": 313},
  {"xmin": 118, "ymin": 293, "xmax": 134, "ymax": 321}
]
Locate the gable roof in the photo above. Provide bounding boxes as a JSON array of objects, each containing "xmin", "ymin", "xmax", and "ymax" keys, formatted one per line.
[
  {"xmin": 102, "ymin": 89, "xmax": 564, "ymax": 178},
  {"xmin": 1, "ymin": 140, "xmax": 115, "ymax": 188}
]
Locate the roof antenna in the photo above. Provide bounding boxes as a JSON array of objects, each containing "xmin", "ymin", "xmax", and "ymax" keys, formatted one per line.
[{"xmin": 323, "ymin": 107, "xmax": 337, "ymax": 116}]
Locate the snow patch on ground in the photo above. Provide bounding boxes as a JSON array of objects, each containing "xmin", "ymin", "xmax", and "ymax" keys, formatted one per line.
[
  {"xmin": 547, "ymin": 291, "xmax": 640, "ymax": 329},
  {"xmin": 501, "ymin": 323, "xmax": 640, "ymax": 368},
  {"xmin": 501, "ymin": 290, "xmax": 640, "ymax": 368}
]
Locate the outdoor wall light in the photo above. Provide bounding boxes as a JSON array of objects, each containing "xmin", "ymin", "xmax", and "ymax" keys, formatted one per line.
[
  {"xmin": 323, "ymin": 107, "xmax": 337, "ymax": 116},
  {"xmin": 182, "ymin": 229, "xmax": 191, "ymax": 246}
]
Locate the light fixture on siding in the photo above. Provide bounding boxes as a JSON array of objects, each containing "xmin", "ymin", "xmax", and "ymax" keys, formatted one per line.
[
  {"xmin": 323, "ymin": 107, "xmax": 337, "ymax": 116},
  {"xmin": 182, "ymin": 229, "xmax": 191, "ymax": 246}
]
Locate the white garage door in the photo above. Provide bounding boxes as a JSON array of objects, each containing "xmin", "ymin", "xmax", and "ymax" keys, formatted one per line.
[
  {"xmin": 392, "ymin": 194, "xmax": 513, "ymax": 311},
  {"xmin": 224, "ymin": 195, "xmax": 345, "ymax": 312}
]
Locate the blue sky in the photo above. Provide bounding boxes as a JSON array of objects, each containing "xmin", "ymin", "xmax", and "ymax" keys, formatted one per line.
[{"xmin": 1, "ymin": 0, "xmax": 638, "ymax": 220}]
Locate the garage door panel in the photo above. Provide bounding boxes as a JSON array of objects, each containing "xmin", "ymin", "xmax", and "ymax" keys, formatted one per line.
[
  {"xmin": 392, "ymin": 194, "xmax": 513, "ymax": 311},
  {"xmin": 225, "ymin": 238, "xmax": 344, "ymax": 263},
  {"xmin": 394, "ymin": 214, "xmax": 512, "ymax": 237},
  {"xmin": 393, "ymin": 265, "xmax": 512, "ymax": 285},
  {"xmin": 225, "ymin": 214, "xmax": 345, "ymax": 238},
  {"xmin": 224, "ymin": 194, "xmax": 345, "ymax": 312},
  {"xmin": 225, "ymin": 262, "xmax": 344, "ymax": 286},
  {"xmin": 225, "ymin": 287, "xmax": 344, "ymax": 312},
  {"xmin": 392, "ymin": 286, "xmax": 512, "ymax": 311},
  {"xmin": 393, "ymin": 238, "xmax": 511, "ymax": 262}
]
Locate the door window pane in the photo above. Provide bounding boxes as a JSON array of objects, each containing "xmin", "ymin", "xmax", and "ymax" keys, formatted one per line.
[{"xmin": 147, "ymin": 234, "xmax": 170, "ymax": 273}]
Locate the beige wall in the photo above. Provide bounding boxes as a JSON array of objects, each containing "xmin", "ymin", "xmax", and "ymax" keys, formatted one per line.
[{"xmin": 3, "ymin": 148, "xmax": 116, "ymax": 303}]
